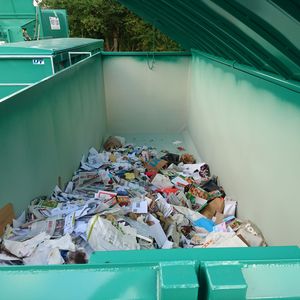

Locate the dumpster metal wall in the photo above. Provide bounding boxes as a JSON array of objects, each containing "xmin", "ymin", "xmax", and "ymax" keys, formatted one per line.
[
  {"xmin": 102, "ymin": 53, "xmax": 190, "ymax": 134},
  {"xmin": 0, "ymin": 246, "xmax": 299, "ymax": 299},
  {"xmin": 0, "ymin": 84, "xmax": 27, "ymax": 99},
  {"xmin": 0, "ymin": 54, "xmax": 107, "ymax": 215},
  {"xmin": 188, "ymin": 50, "xmax": 300, "ymax": 246},
  {"xmin": 1, "ymin": 49, "xmax": 299, "ymax": 245},
  {"xmin": 118, "ymin": 0, "xmax": 300, "ymax": 86}
]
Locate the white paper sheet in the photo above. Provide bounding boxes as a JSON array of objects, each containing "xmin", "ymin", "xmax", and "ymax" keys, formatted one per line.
[
  {"xmin": 74, "ymin": 221, "xmax": 88, "ymax": 235},
  {"xmin": 23, "ymin": 234, "xmax": 75, "ymax": 265},
  {"xmin": 224, "ymin": 196, "xmax": 237, "ymax": 217},
  {"xmin": 30, "ymin": 218, "xmax": 64, "ymax": 237},
  {"xmin": 151, "ymin": 174, "xmax": 173, "ymax": 189},
  {"xmin": 155, "ymin": 197, "xmax": 173, "ymax": 218},
  {"xmin": 3, "ymin": 232, "xmax": 50, "ymax": 258},
  {"xmin": 147, "ymin": 214, "xmax": 167, "ymax": 248},
  {"xmin": 87, "ymin": 215, "xmax": 139, "ymax": 251},
  {"xmin": 200, "ymin": 232, "xmax": 248, "ymax": 248},
  {"xmin": 64, "ymin": 213, "xmax": 75, "ymax": 234},
  {"xmin": 172, "ymin": 205, "xmax": 203, "ymax": 222},
  {"xmin": 0, "ymin": 253, "xmax": 22, "ymax": 261},
  {"xmin": 13, "ymin": 211, "xmax": 26, "ymax": 228},
  {"xmin": 131, "ymin": 200, "xmax": 148, "ymax": 214}
]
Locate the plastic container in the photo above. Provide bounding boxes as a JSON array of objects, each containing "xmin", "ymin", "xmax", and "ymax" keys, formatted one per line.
[{"xmin": 0, "ymin": 50, "xmax": 299, "ymax": 299}]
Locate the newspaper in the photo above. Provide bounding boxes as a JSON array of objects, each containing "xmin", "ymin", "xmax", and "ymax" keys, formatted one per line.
[
  {"xmin": 30, "ymin": 218, "xmax": 64, "ymax": 237},
  {"xmin": 87, "ymin": 215, "xmax": 139, "ymax": 251},
  {"xmin": 23, "ymin": 234, "xmax": 75, "ymax": 265},
  {"xmin": 3, "ymin": 232, "xmax": 50, "ymax": 258},
  {"xmin": 151, "ymin": 174, "xmax": 173, "ymax": 189},
  {"xmin": 172, "ymin": 205, "xmax": 203, "ymax": 222}
]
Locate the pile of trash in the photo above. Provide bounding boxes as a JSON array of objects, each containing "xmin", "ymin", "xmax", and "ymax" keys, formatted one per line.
[{"xmin": 0, "ymin": 136, "xmax": 266, "ymax": 265}]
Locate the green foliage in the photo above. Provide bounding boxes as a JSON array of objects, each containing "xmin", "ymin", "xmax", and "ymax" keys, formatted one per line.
[{"xmin": 43, "ymin": 0, "xmax": 181, "ymax": 51}]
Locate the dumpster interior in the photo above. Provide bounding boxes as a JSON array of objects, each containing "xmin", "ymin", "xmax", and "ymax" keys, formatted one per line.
[
  {"xmin": 0, "ymin": 50, "xmax": 299, "ymax": 252},
  {"xmin": 0, "ymin": 0, "xmax": 300, "ymax": 298}
]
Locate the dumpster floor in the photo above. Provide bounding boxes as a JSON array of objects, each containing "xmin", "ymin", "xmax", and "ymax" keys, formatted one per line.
[
  {"xmin": 0, "ymin": 133, "xmax": 267, "ymax": 266},
  {"xmin": 114, "ymin": 131, "xmax": 201, "ymax": 161}
]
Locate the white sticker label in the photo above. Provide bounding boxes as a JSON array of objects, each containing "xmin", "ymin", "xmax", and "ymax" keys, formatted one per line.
[
  {"xmin": 32, "ymin": 59, "xmax": 45, "ymax": 65},
  {"xmin": 49, "ymin": 16, "xmax": 61, "ymax": 30}
]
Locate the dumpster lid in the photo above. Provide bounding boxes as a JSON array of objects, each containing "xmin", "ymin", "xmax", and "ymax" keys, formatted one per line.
[
  {"xmin": 0, "ymin": 38, "xmax": 103, "ymax": 55},
  {"xmin": 118, "ymin": 0, "xmax": 300, "ymax": 82}
]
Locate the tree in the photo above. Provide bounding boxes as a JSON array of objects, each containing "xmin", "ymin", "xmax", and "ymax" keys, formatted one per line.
[{"xmin": 43, "ymin": 0, "xmax": 181, "ymax": 51}]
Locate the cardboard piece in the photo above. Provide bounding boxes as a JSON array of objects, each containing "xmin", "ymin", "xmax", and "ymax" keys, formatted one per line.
[
  {"xmin": 0, "ymin": 203, "xmax": 15, "ymax": 236},
  {"xmin": 236, "ymin": 221, "xmax": 267, "ymax": 247},
  {"xmin": 215, "ymin": 212, "xmax": 225, "ymax": 224},
  {"xmin": 201, "ymin": 197, "xmax": 225, "ymax": 219},
  {"xmin": 145, "ymin": 158, "xmax": 167, "ymax": 172},
  {"xmin": 103, "ymin": 136, "xmax": 122, "ymax": 151}
]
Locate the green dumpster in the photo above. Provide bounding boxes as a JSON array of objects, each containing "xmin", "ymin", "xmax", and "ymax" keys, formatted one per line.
[
  {"xmin": 0, "ymin": 38, "xmax": 103, "ymax": 99},
  {"xmin": 0, "ymin": 0, "xmax": 299, "ymax": 299},
  {"xmin": 0, "ymin": 0, "xmax": 69, "ymax": 43}
]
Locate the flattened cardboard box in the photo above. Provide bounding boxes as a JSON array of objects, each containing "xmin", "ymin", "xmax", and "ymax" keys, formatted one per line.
[
  {"xmin": 144, "ymin": 158, "xmax": 168, "ymax": 172},
  {"xmin": 0, "ymin": 203, "xmax": 15, "ymax": 236}
]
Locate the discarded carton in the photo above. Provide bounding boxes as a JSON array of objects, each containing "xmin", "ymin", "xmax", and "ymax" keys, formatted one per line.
[
  {"xmin": 0, "ymin": 203, "xmax": 15, "ymax": 236},
  {"xmin": 103, "ymin": 136, "xmax": 122, "ymax": 151},
  {"xmin": 201, "ymin": 197, "xmax": 225, "ymax": 219},
  {"xmin": 145, "ymin": 158, "xmax": 168, "ymax": 172}
]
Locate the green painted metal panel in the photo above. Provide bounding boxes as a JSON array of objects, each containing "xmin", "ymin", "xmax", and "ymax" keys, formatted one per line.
[
  {"xmin": 0, "ymin": 38, "xmax": 104, "ymax": 55},
  {"xmin": 89, "ymin": 247, "xmax": 300, "ymax": 265},
  {"xmin": 0, "ymin": 58, "xmax": 53, "ymax": 83},
  {"xmin": 204, "ymin": 264, "xmax": 247, "ymax": 299},
  {"xmin": 0, "ymin": 247, "xmax": 299, "ymax": 299},
  {"xmin": 0, "ymin": 0, "xmax": 35, "ymax": 15},
  {"xmin": 0, "ymin": 50, "xmax": 299, "ymax": 298},
  {"xmin": 38, "ymin": 9, "xmax": 69, "ymax": 40},
  {"xmin": 0, "ymin": 0, "xmax": 69, "ymax": 42},
  {"xmin": 118, "ymin": 0, "xmax": 300, "ymax": 83},
  {"xmin": 243, "ymin": 263, "xmax": 300, "ymax": 299},
  {"xmin": 101, "ymin": 51, "xmax": 190, "ymax": 57},
  {"xmin": 159, "ymin": 262, "xmax": 199, "ymax": 299},
  {"xmin": 188, "ymin": 51, "xmax": 300, "ymax": 246},
  {"xmin": 0, "ymin": 265, "xmax": 158, "ymax": 300},
  {"xmin": 0, "ymin": 53, "xmax": 107, "ymax": 215},
  {"xmin": 0, "ymin": 38, "xmax": 104, "ymax": 97},
  {"xmin": 203, "ymin": 261, "xmax": 300, "ymax": 299},
  {"xmin": 0, "ymin": 85, "xmax": 26, "ymax": 99}
]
